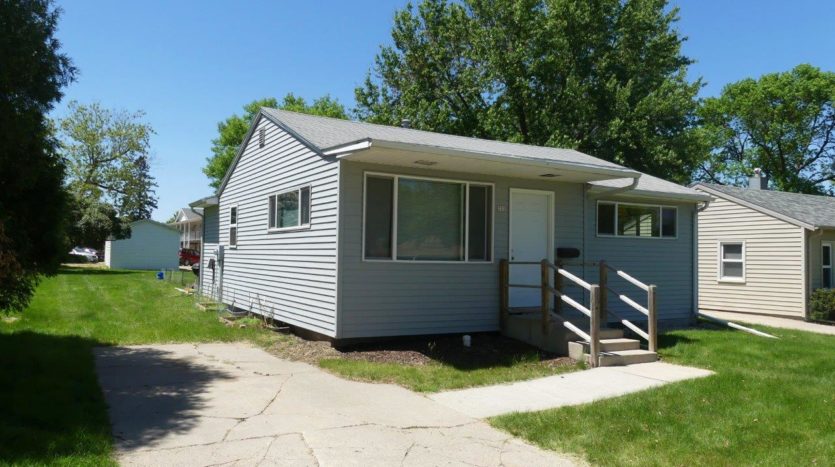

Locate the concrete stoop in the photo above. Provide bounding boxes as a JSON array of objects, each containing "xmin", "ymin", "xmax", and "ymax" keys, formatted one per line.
[
  {"xmin": 504, "ymin": 313, "xmax": 658, "ymax": 367},
  {"xmin": 567, "ymin": 328, "xmax": 658, "ymax": 367}
]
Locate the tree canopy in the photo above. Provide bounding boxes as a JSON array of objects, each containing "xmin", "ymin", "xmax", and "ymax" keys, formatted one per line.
[
  {"xmin": 697, "ymin": 64, "xmax": 835, "ymax": 194},
  {"xmin": 57, "ymin": 101, "xmax": 158, "ymax": 247},
  {"xmin": 203, "ymin": 93, "xmax": 348, "ymax": 188},
  {"xmin": 0, "ymin": 0, "xmax": 75, "ymax": 312},
  {"xmin": 355, "ymin": 0, "xmax": 703, "ymax": 183}
]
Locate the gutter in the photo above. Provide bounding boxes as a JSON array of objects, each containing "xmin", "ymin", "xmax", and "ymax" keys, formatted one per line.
[{"xmin": 331, "ymin": 138, "xmax": 641, "ymax": 180}]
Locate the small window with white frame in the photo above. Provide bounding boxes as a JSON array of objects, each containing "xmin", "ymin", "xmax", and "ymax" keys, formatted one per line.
[
  {"xmin": 823, "ymin": 243, "xmax": 833, "ymax": 288},
  {"xmin": 596, "ymin": 201, "xmax": 677, "ymax": 238},
  {"xmin": 719, "ymin": 241, "xmax": 745, "ymax": 282},
  {"xmin": 229, "ymin": 206, "xmax": 238, "ymax": 247},
  {"xmin": 268, "ymin": 186, "xmax": 311, "ymax": 231}
]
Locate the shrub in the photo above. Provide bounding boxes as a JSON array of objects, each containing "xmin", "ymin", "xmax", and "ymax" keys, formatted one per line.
[{"xmin": 809, "ymin": 288, "xmax": 835, "ymax": 321}]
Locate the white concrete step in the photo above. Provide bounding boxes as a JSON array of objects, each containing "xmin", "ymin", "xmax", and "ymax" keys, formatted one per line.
[
  {"xmin": 600, "ymin": 328, "xmax": 624, "ymax": 339},
  {"xmin": 572, "ymin": 338, "xmax": 641, "ymax": 353},
  {"xmin": 597, "ymin": 349, "xmax": 658, "ymax": 367}
]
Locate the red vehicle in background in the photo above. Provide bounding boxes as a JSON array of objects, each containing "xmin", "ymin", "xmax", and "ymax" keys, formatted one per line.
[{"xmin": 179, "ymin": 248, "xmax": 200, "ymax": 266}]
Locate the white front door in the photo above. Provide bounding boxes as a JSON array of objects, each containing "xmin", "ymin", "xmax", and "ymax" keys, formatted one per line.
[{"xmin": 509, "ymin": 189, "xmax": 554, "ymax": 308}]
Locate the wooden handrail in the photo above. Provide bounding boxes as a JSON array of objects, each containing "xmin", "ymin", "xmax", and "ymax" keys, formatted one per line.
[
  {"xmin": 499, "ymin": 257, "xmax": 656, "ymax": 367},
  {"xmin": 618, "ymin": 294, "xmax": 650, "ymax": 316},
  {"xmin": 615, "ymin": 269, "xmax": 650, "ymax": 292},
  {"xmin": 557, "ymin": 268, "xmax": 592, "ymax": 291},
  {"xmin": 552, "ymin": 314, "xmax": 591, "ymax": 342}
]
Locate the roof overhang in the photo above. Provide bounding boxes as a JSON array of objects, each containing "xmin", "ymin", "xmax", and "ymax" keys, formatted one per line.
[
  {"xmin": 588, "ymin": 185, "xmax": 713, "ymax": 203},
  {"xmin": 328, "ymin": 139, "xmax": 641, "ymax": 183},
  {"xmin": 189, "ymin": 195, "xmax": 219, "ymax": 209},
  {"xmin": 692, "ymin": 183, "xmax": 817, "ymax": 230}
]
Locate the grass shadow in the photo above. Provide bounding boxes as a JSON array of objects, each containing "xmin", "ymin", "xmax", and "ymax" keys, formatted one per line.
[{"xmin": 0, "ymin": 332, "xmax": 235, "ymax": 464}]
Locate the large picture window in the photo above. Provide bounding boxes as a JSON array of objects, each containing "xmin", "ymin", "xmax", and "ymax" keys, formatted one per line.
[
  {"xmin": 719, "ymin": 242, "xmax": 745, "ymax": 281},
  {"xmin": 363, "ymin": 173, "xmax": 493, "ymax": 262},
  {"xmin": 268, "ymin": 186, "xmax": 311, "ymax": 230},
  {"xmin": 597, "ymin": 201, "xmax": 677, "ymax": 238}
]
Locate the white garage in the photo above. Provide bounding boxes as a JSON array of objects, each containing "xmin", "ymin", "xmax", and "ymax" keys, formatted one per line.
[{"xmin": 105, "ymin": 219, "xmax": 179, "ymax": 270}]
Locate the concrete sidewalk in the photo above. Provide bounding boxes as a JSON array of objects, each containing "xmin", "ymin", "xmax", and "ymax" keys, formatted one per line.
[
  {"xmin": 702, "ymin": 310, "xmax": 835, "ymax": 336},
  {"xmin": 95, "ymin": 343, "xmax": 580, "ymax": 467},
  {"xmin": 429, "ymin": 362, "xmax": 713, "ymax": 418}
]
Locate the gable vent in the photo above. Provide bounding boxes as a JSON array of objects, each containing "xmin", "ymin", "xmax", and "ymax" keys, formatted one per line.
[{"xmin": 258, "ymin": 128, "xmax": 266, "ymax": 148}]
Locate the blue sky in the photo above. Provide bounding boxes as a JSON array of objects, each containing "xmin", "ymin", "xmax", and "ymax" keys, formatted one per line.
[{"xmin": 51, "ymin": 0, "xmax": 835, "ymax": 221}]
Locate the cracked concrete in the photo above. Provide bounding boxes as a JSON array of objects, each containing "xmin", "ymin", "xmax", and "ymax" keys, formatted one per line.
[{"xmin": 95, "ymin": 343, "xmax": 580, "ymax": 466}]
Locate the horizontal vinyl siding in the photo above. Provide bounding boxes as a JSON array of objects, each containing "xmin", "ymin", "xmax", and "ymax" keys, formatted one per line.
[
  {"xmin": 200, "ymin": 206, "xmax": 220, "ymax": 299},
  {"xmin": 337, "ymin": 161, "xmax": 585, "ymax": 339},
  {"xmin": 217, "ymin": 117, "xmax": 338, "ymax": 336},
  {"xmin": 696, "ymin": 194, "xmax": 805, "ymax": 317},
  {"xmin": 584, "ymin": 197, "xmax": 697, "ymax": 325},
  {"xmin": 107, "ymin": 222, "xmax": 179, "ymax": 270}
]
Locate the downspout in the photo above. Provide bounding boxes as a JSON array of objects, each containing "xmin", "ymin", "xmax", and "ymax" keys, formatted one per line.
[{"xmin": 587, "ymin": 175, "xmax": 641, "ymax": 199}]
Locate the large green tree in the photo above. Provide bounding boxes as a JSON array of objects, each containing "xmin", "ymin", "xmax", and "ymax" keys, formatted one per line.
[
  {"xmin": 697, "ymin": 64, "xmax": 835, "ymax": 194},
  {"xmin": 355, "ymin": 0, "xmax": 703, "ymax": 182},
  {"xmin": 58, "ymin": 101, "xmax": 158, "ymax": 247},
  {"xmin": 203, "ymin": 93, "xmax": 348, "ymax": 188},
  {"xmin": 0, "ymin": 0, "xmax": 75, "ymax": 312}
]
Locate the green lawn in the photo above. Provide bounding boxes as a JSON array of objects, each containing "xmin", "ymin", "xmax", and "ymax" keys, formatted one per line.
[
  {"xmin": 320, "ymin": 353, "xmax": 579, "ymax": 393},
  {"xmin": 491, "ymin": 325, "xmax": 835, "ymax": 466},
  {"xmin": 0, "ymin": 268, "xmax": 283, "ymax": 466}
]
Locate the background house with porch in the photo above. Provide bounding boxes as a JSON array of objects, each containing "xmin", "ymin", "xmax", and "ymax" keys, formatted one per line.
[
  {"xmin": 694, "ymin": 172, "xmax": 835, "ymax": 319},
  {"xmin": 194, "ymin": 109, "xmax": 710, "ymax": 365},
  {"xmin": 170, "ymin": 207, "xmax": 203, "ymax": 250}
]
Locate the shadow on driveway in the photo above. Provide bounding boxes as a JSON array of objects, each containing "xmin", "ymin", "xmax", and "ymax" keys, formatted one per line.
[{"xmin": 94, "ymin": 346, "xmax": 236, "ymax": 451}]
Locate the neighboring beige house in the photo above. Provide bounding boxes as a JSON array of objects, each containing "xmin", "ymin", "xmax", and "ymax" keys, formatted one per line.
[
  {"xmin": 693, "ymin": 172, "xmax": 835, "ymax": 319},
  {"xmin": 170, "ymin": 207, "xmax": 203, "ymax": 250}
]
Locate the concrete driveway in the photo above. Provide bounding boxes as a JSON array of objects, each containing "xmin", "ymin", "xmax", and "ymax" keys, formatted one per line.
[{"xmin": 94, "ymin": 343, "xmax": 580, "ymax": 466}]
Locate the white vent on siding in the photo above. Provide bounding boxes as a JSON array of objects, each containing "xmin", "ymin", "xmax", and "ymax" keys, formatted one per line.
[{"xmin": 259, "ymin": 128, "xmax": 266, "ymax": 148}]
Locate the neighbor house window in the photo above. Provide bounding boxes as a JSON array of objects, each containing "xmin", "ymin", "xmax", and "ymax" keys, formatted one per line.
[
  {"xmin": 268, "ymin": 186, "xmax": 311, "ymax": 230},
  {"xmin": 597, "ymin": 201, "xmax": 677, "ymax": 238},
  {"xmin": 363, "ymin": 173, "xmax": 493, "ymax": 262},
  {"xmin": 719, "ymin": 242, "xmax": 745, "ymax": 281},
  {"xmin": 229, "ymin": 206, "xmax": 238, "ymax": 247},
  {"xmin": 823, "ymin": 243, "xmax": 833, "ymax": 288}
]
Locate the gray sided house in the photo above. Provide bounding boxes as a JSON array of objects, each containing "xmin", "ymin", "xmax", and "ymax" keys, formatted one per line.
[
  {"xmin": 193, "ymin": 109, "xmax": 709, "ymax": 343},
  {"xmin": 694, "ymin": 174, "xmax": 835, "ymax": 319}
]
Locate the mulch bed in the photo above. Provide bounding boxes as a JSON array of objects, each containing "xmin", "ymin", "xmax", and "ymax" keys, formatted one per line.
[{"xmin": 268, "ymin": 331, "xmax": 574, "ymax": 369}]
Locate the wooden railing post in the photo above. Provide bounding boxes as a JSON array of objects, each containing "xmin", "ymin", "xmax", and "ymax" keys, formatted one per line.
[
  {"xmin": 589, "ymin": 284, "xmax": 601, "ymax": 368},
  {"xmin": 648, "ymin": 284, "xmax": 658, "ymax": 352},
  {"xmin": 554, "ymin": 260, "xmax": 563, "ymax": 315},
  {"xmin": 599, "ymin": 260, "xmax": 608, "ymax": 325},
  {"xmin": 499, "ymin": 259, "xmax": 509, "ymax": 328},
  {"xmin": 540, "ymin": 259, "xmax": 550, "ymax": 333}
]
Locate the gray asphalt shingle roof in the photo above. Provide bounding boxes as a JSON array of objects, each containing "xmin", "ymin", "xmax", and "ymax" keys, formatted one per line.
[
  {"xmin": 695, "ymin": 183, "xmax": 835, "ymax": 229},
  {"xmin": 261, "ymin": 108, "xmax": 706, "ymax": 200},
  {"xmin": 264, "ymin": 108, "xmax": 625, "ymax": 170}
]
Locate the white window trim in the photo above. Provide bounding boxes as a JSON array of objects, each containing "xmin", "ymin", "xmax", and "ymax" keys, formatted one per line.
[
  {"xmin": 228, "ymin": 204, "xmax": 238, "ymax": 249},
  {"xmin": 822, "ymin": 242, "xmax": 833, "ymax": 288},
  {"xmin": 361, "ymin": 171, "xmax": 495, "ymax": 264},
  {"xmin": 596, "ymin": 200, "xmax": 678, "ymax": 240},
  {"xmin": 267, "ymin": 184, "xmax": 312, "ymax": 233},
  {"xmin": 718, "ymin": 241, "xmax": 746, "ymax": 283}
]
